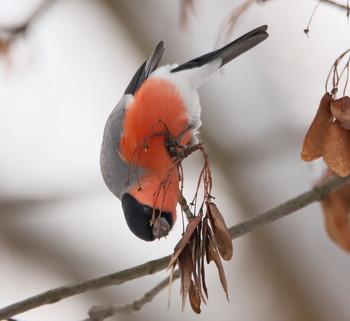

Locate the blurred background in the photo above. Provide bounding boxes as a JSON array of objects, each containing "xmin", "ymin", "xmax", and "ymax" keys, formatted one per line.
[{"xmin": 1, "ymin": 0, "xmax": 350, "ymax": 320}]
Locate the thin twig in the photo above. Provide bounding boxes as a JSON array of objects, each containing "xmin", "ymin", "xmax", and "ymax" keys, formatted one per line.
[
  {"xmin": 86, "ymin": 270, "xmax": 181, "ymax": 321},
  {"xmin": 178, "ymin": 193, "xmax": 194, "ymax": 221},
  {"xmin": 304, "ymin": 2, "xmax": 320, "ymax": 37},
  {"xmin": 0, "ymin": 174, "xmax": 349, "ymax": 320}
]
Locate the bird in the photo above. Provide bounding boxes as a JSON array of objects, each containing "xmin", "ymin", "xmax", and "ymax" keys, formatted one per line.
[{"xmin": 100, "ymin": 25, "xmax": 268, "ymax": 241}]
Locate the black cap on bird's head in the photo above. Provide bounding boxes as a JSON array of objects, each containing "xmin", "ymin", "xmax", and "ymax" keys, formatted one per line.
[{"xmin": 121, "ymin": 193, "xmax": 174, "ymax": 241}]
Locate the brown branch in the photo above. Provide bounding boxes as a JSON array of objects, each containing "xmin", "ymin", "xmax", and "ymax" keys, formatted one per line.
[
  {"xmin": 178, "ymin": 193, "xmax": 194, "ymax": 220},
  {"xmin": 0, "ymin": 256, "xmax": 171, "ymax": 320},
  {"xmin": 86, "ymin": 270, "xmax": 180, "ymax": 321},
  {"xmin": 85, "ymin": 174, "xmax": 350, "ymax": 320},
  {"xmin": 228, "ymin": 174, "xmax": 350, "ymax": 239},
  {"xmin": 0, "ymin": 174, "xmax": 349, "ymax": 320}
]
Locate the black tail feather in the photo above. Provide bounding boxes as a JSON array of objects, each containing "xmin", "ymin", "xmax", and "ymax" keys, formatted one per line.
[{"xmin": 171, "ymin": 25, "xmax": 268, "ymax": 73}]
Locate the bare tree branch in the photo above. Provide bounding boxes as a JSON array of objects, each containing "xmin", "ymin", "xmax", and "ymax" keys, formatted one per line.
[
  {"xmin": 228, "ymin": 174, "xmax": 350, "ymax": 239},
  {"xmin": 0, "ymin": 174, "xmax": 349, "ymax": 320},
  {"xmin": 178, "ymin": 193, "xmax": 194, "ymax": 220},
  {"xmin": 84, "ymin": 174, "xmax": 350, "ymax": 320},
  {"xmin": 86, "ymin": 270, "xmax": 180, "ymax": 321},
  {"xmin": 0, "ymin": 256, "xmax": 171, "ymax": 320}
]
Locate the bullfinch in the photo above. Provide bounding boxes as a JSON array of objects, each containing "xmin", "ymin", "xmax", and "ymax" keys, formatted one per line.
[{"xmin": 100, "ymin": 25, "xmax": 268, "ymax": 241}]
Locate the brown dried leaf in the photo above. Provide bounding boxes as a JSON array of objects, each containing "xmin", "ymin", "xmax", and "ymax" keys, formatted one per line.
[
  {"xmin": 301, "ymin": 93, "xmax": 333, "ymax": 161},
  {"xmin": 207, "ymin": 202, "xmax": 233, "ymax": 261},
  {"xmin": 205, "ymin": 230, "xmax": 216, "ymax": 264},
  {"xmin": 200, "ymin": 257, "xmax": 208, "ymax": 300},
  {"xmin": 330, "ymin": 96, "xmax": 350, "ymax": 130},
  {"xmin": 322, "ymin": 120, "xmax": 350, "ymax": 177},
  {"xmin": 190, "ymin": 229, "xmax": 207, "ymax": 305},
  {"xmin": 167, "ymin": 215, "xmax": 202, "ymax": 269},
  {"xmin": 0, "ymin": 40, "xmax": 11, "ymax": 57},
  {"xmin": 206, "ymin": 230, "xmax": 229, "ymax": 301},
  {"xmin": 320, "ymin": 169, "xmax": 350, "ymax": 253},
  {"xmin": 201, "ymin": 218, "xmax": 209, "ymax": 299},
  {"xmin": 189, "ymin": 280, "xmax": 201, "ymax": 314},
  {"xmin": 178, "ymin": 245, "xmax": 194, "ymax": 311}
]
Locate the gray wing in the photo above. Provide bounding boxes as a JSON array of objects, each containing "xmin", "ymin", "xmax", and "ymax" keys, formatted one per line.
[
  {"xmin": 100, "ymin": 95, "xmax": 134, "ymax": 199},
  {"xmin": 100, "ymin": 42, "xmax": 165, "ymax": 199}
]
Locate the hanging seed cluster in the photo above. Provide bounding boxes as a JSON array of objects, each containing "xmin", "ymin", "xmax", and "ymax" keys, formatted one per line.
[
  {"xmin": 301, "ymin": 49, "xmax": 350, "ymax": 177},
  {"xmin": 302, "ymin": 48, "xmax": 350, "ymax": 254},
  {"xmin": 168, "ymin": 144, "xmax": 233, "ymax": 314}
]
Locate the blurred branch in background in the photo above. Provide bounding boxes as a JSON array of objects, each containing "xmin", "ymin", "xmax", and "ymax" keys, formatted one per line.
[
  {"xmin": 86, "ymin": 270, "xmax": 180, "ymax": 321},
  {"xmin": 179, "ymin": 0, "xmax": 196, "ymax": 26},
  {"xmin": 0, "ymin": 0, "xmax": 56, "ymax": 60},
  {"xmin": 0, "ymin": 0, "xmax": 348, "ymax": 64},
  {"xmin": 320, "ymin": 0, "xmax": 350, "ymax": 12},
  {"xmin": 0, "ymin": 174, "xmax": 349, "ymax": 320},
  {"xmin": 180, "ymin": 0, "xmax": 350, "ymax": 47}
]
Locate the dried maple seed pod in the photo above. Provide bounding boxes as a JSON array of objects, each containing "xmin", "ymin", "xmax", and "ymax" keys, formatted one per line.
[
  {"xmin": 301, "ymin": 93, "xmax": 333, "ymax": 161},
  {"xmin": 178, "ymin": 245, "xmax": 194, "ymax": 312},
  {"xmin": 322, "ymin": 120, "xmax": 350, "ymax": 177},
  {"xmin": 167, "ymin": 215, "xmax": 202, "ymax": 269},
  {"xmin": 206, "ymin": 202, "xmax": 233, "ymax": 261},
  {"xmin": 322, "ymin": 185, "xmax": 350, "ymax": 253},
  {"xmin": 320, "ymin": 169, "xmax": 350, "ymax": 253},
  {"xmin": 189, "ymin": 280, "xmax": 201, "ymax": 314},
  {"xmin": 205, "ymin": 228, "xmax": 230, "ymax": 301},
  {"xmin": 330, "ymin": 96, "xmax": 350, "ymax": 130}
]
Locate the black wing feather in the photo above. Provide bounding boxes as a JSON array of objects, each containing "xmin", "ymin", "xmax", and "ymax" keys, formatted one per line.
[
  {"xmin": 171, "ymin": 25, "xmax": 268, "ymax": 73},
  {"xmin": 124, "ymin": 41, "xmax": 165, "ymax": 95}
]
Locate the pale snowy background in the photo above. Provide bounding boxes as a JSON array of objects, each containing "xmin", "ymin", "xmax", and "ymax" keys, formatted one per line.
[{"xmin": 1, "ymin": 0, "xmax": 350, "ymax": 320}]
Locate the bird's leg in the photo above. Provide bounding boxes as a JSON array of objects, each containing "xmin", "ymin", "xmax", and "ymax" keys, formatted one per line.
[
  {"xmin": 165, "ymin": 125, "xmax": 194, "ymax": 158},
  {"xmin": 176, "ymin": 125, "xmax": 194, "ymax": 147}
]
